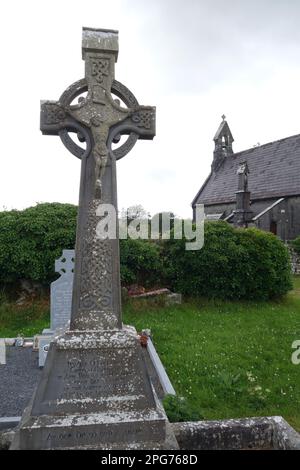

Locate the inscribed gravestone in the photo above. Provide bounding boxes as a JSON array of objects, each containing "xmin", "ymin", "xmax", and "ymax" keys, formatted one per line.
[
  {"xmin": 50, "ymin": 250, "xmax": 74, "ymax": 332},
  {"xmin": 11, "ymin": 27, "xmax": 178, "ymax": 450},
  {"xmin": 39, "ymin": 250, "xmax": 74, "ymax": 366}
]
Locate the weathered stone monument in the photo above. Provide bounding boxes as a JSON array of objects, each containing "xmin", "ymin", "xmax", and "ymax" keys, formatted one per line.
[
  {"xmin": 39, "ymin": 251, "xmax": 176, "ymax": 396},
  {"xmin": 11, "ymin": 27, "xmax": 177, "ymax": 450},
  {"xmin": 49, "ymin": 250, "xmax": 74, "ymax": 333},
  {"xmin": 38, "ymin": 250, "xmax": 75, "ymax": 367}
]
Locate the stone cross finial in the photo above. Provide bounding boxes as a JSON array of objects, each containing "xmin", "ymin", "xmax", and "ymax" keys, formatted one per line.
[
  {"xmin": 55, "ymin": 250, "xmax": 74, "ymax": 276},
  {"xmin": 40, "ymin": 28, "xmax": 156, "ymax": 330},
  {"xmin": 221, "ymin": 114, "xmax": 226, "ymax": 121}
]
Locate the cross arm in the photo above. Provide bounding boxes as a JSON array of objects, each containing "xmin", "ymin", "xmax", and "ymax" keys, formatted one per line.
[
  {"xmin": 40, "ymin": 99, "xmax": 92, "ymax": 159},
  {"xmin": 40, "ymin": 100, "xmax": 67, "ymax": 135},
  {"xmin": 131, "ymin": 106, "xmax": 156, "ymax": 140},
  {"xmin": 108, "ymin": 105, "xmax": 156, "ymax": 143},
  {"xmin": 40, "ymin": 100, "xmax": 90, "ymax": 137}
]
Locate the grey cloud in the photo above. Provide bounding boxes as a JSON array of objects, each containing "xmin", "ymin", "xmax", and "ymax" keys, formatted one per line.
[{"xmin": 123, "ymin": 0, "xmax": 300, "ymax": 94}]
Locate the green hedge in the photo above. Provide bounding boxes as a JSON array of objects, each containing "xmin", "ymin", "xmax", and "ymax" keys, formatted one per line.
[
  {"xmin": 163, "ymin": 221, "xmax": 292, "ymax": 300},
  {"xmin": 0, "ymin": 203, "xmax": 77, "ymax": 284},
  {"xmin": 0, "ymin": 206, "xmax": 293, "ymax": 300},
  {"xmin": 120, "ymin": 238, "xmax": 163, "ymax": 287},
  {"xmin": 0, "ymin": 204, "xmax": 163, "ymax": 288}
]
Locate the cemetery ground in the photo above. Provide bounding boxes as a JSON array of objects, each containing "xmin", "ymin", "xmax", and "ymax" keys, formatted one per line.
[{"xmin": 1, "ymin": 276, "xmax": 300, "ymax": 432}]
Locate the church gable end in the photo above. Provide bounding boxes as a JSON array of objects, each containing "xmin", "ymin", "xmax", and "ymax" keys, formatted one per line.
[
  {"xmin": 192, "ymin": 118, "xmax": 300, "ymax": 240},
  {"xmin": 192, "ymin": 121, "xmax": 300, "ymax": 208}
]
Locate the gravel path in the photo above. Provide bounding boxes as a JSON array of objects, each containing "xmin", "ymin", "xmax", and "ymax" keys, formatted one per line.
[{"xmin": 0, "ymin": 347, "xmax": 41, "ymax": 417}]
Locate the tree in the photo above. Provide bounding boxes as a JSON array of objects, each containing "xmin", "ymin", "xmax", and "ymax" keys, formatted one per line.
[{"xmin": 120, "ymin": 205, "xmax": 150, "ymax": 224}]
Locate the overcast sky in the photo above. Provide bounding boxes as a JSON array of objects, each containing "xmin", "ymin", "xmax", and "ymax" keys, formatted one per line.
[{"xmin": 1, "ymin": 0, "xmax": 300, "ymax": 218}]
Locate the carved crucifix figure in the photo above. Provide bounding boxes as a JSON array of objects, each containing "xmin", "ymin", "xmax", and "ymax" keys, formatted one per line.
[{"xmin": 40, "ymin": 28, "xmax": 155, "ymax": 331}]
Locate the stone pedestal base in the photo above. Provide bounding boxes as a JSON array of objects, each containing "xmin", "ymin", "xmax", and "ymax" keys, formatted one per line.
[{"xmin": 11, "ymin": 328, "xmax": 178, "ymax": 450}]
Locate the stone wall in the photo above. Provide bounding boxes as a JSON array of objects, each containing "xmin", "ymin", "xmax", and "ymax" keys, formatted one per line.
[
  {"xmin": 2, "ymin": 416, "xmax": 300, "ymax": 450},
  {"xmin": 172, "ymin": 416, "xmax": 300, "ymax": 450},
  {"xmin": 289, "ymin": 248, "xmax": 300, "ymax": 275}
]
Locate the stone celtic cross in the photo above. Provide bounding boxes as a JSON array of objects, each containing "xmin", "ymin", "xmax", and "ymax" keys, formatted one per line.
[
  {"xmin": 11, "ymin": 27, "xmax": 178, "ymax": 451},
  {"xmin": 40, "ymin": 28, "xmax": 155, "ymax": 331}
]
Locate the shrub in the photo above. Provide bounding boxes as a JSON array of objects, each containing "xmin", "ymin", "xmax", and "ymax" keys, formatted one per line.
[
  {"xmin": 120, "ymin": 238, "xmax": 163, "ymax": 287},
  {"xmin": 291, "ymin": 236, "xmax": 300, "ymax": 255},
  {"xmin": 163, "ymin": 395, "xmax": 204, "ymax": 423},
  {"xmin": 0, "ymin": 203, "xmax": 77, "ymax": 285},
  {"xmin": 0, "ymin": 204, "xmax": 164, "ymax": 290},
  {"xmin": 0, "ymin": 206, "xmax": 292, "ymax": 301},
  {"xmin": 163, "ymin": 221, "xmax": 292, "ymax": 300}
]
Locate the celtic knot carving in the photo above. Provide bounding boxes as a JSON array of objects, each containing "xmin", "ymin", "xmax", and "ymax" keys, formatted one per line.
[
  {"xmin": 91, "ymin": 58, "xmax": 109, "ymax": 84},
  {"xmin": 79, "ymin": 201, "xmax": 113, "ymax": 312},
  {"xmin": 132, "ymin": 110, "xmax": 152, "ymax": 129},
  {"xmin": 44, "ymin": 104, "xmax": 66, "ymax": 124}
]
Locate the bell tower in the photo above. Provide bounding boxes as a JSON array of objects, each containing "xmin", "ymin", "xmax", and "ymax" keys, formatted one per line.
[{"xmin": 212, "ymin": 115, "xmax": 234, "ymax": 172}]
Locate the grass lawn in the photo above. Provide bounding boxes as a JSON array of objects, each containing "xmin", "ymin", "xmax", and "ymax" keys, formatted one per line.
[{"xmin": 1, "ymin": 278, "xmax": 300, "ymax": 430}]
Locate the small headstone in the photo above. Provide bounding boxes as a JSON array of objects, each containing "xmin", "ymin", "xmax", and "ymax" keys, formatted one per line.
[
  {"xmin": 0, "ymin": 339, "xmax": 6, "ymax": 365},
  {"xmin": 50, "ymin": 250, "xmax": 74, "ymax": 332},
  {"xmin": 40, "ymin": 251, "xmax": 74, "ymax": 365}
]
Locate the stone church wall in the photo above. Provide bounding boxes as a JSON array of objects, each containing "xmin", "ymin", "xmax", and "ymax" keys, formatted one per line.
[
  {"xmin": 289, "ymin": 248, "xmax": 300, "ymax": 275},
  {"xmin": 200, "ymin": 196, "xmax": 300, "ymax": 241},
  {"xmin": 255, "ymin": 197, "xmax": 300, "ymax": 241}
]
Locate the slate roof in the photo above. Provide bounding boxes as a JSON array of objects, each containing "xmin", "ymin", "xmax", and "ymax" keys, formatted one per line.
[{"xmin": 193, "ymin": 133, "xmax": 300, "ymax": 206}]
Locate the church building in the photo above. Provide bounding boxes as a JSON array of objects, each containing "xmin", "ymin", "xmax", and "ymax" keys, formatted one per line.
[{"xmin": 192, "ymin": 117, "xmax": 300, "ymax": 241}]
